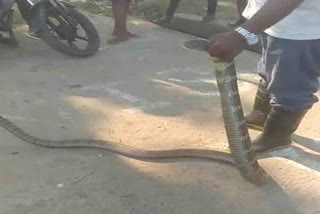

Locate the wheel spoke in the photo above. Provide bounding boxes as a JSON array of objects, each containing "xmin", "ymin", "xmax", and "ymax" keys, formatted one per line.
[
  {"xmin": 44, "ymin": 10, "xmax": 94, "ymax": 52},
  {"xmin": 68, "ymin": 41, "xmax": 78, "ymax": 49},
  {"xmin": 75, "ymin": 35, "xmax": 88, "ymax": 41},
  {"xmin": 47, "ymin": 19, "xmax": 59, "ymax": 32},
  {"xmin": 52, "ymin": 14, "xmax": 68, "ymax": 26}
]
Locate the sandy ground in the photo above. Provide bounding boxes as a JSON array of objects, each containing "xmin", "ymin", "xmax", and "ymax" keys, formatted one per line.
[{"xmin": 0, "ymin": 14, "xmax": 319, "ymax": 214}]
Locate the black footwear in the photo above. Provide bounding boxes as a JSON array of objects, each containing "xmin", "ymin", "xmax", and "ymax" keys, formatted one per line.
[
  {"xmin": 228, "ymin": 18, "xmax": 246, "ymax": 27},
  {"xmin": 252, "ymin": 107, "xmax": 309, "ymax": 154},
  {"xmin": 157, "ymin": 16, "xmax": 173, "ymax": 23},
  {"xmin": 27, "ymin": 31, "xmax": 41, "ymax": 40},
  {"xmin": 201, "ymin": 14, "xmax": 216, "ymax": 22},
  {"xmin": 0, "ymin": 30, "xmax": 18, "ymax": 45},
  {"xmin": 245, "ymin": 80, "xmax": 271, "ymax": 131}
]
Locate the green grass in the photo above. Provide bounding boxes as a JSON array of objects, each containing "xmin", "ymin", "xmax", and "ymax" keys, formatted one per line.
[
  {"xmin": 73, "ymin": 0, "xmax": 112, "ymax": 16},
  {"xmin": 9, "ymin": 0, "xmax": 239, "ymax": 25}
]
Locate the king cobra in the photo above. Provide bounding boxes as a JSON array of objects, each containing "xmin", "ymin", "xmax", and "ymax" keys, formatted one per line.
[{"xmin": 0, "ymin": 39, "xmax": 267, "ymax": 183}]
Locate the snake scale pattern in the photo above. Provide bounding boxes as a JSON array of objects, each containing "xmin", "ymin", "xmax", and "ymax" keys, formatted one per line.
[
  {"xmin": 0, "ymin": 115, "xmax": 236, "ymax": 164},
  {"xmin": 0, "ymin": 39, "xmax": 268, "ymax": 183}
]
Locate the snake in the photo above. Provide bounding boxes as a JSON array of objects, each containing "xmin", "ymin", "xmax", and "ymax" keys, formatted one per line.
[
  {"xmin": 0, "ymin": 39, "xmax": 268, "ymax": 183},
  {"xmin": 0, "ymin": 114, "xmax": 236, "ymax": 164}
]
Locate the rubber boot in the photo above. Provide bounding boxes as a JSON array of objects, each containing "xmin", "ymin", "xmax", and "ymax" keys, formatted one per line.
[
  {"xmin": 252, "ymin": 107, "xmax": 308, "ymax": 154},
  {"xmin": 245, "ymin": 80, "xmax": 271, "ymax": 131}
]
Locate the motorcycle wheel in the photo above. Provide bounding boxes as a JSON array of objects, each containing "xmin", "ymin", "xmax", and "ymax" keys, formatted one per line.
[{"xmin": 40, "ymin": 7, "xmax": 100, "ymax": 57}]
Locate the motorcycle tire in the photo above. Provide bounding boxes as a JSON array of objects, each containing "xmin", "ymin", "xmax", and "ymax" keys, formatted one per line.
[{"xmin": 40, "ymin": 7, "xmax": 100, "ymax": 57}]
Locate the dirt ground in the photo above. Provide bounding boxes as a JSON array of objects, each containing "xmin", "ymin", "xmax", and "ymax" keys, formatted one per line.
[{"xmin": 0, "ymin": 15, "xmax": 319, "ymax": 214}]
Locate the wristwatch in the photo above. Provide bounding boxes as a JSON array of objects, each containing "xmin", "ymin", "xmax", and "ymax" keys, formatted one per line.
[{"xmin": 235, "ymin": 27, "xmax": 259, "ymax": 46}]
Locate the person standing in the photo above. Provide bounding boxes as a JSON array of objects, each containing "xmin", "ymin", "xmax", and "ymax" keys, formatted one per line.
[
  {"xmin": 108, "ymin": 0, "xmax": 137, "ymax": 44},
  {"xmin": 229, "ymin": 0, "xmax": 247, "ymax": 27},
  {"xmin": 161, "ymin": 0, "xmax": 218, "ymax": 23},
  {"xmin": 207, "ymin": 0, "xmax": 320, "ymax": 153}
]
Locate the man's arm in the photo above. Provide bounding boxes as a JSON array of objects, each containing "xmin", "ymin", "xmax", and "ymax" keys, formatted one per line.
[{"xmin": 207, "ymin": 0, "xmax": 304, "ymax": 61}]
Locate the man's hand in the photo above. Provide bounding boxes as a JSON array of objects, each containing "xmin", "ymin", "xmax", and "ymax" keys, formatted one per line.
[{"xmin": 206, "ymin": 31, "xmax": 246, "ymax": 62}]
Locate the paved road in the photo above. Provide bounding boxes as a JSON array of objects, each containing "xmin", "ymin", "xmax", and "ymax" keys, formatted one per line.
[{"xmin": 0, "ymin": 14, "xmax": 319, "ymax": 214}]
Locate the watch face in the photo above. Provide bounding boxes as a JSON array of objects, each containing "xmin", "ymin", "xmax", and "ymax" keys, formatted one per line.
[
  {"xmin": 235, "ymin": 27, "xmax": 259, "ymax": 46},
  {"xmin": 248, "ymin": 36, "xmax": 260, "ymax": 45}
]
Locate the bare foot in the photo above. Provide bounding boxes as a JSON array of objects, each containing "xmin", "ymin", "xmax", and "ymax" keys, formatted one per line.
[
  {"xmin": 127, "ymin": 32, "xmax": 138, "ymax": 38},
  {"xmin": 112, "ymin": 31, "xmax": 138, "ymax": 37},
  {"xmin": 108, "ymin": 32, "xmax": 138, "ymax": 45},
  {"xmin": 107, "ymin": 36, "xmax": 130, "ymax": 45}
]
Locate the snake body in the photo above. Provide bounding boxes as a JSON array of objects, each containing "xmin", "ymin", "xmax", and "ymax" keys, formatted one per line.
[
  {"xmin": 0, "ymin": 39, "xmax": 267, "ymax": 183},
  {"xmin": 0, "ymin": 115, "xmax": 236, "ymax": 164}
]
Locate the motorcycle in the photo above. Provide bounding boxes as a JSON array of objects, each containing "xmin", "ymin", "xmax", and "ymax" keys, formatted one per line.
[{"xmin": 0, "ymin": 0, "xmax": 100, "ymax": 57}]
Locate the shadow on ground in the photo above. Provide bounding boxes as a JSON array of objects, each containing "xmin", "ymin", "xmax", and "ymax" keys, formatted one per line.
[{"xmin": 0, "ymin": 15, "xmax": 319, "ymax": 214}]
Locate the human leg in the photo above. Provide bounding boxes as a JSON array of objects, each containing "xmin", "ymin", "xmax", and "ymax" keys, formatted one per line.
[
  {"xmin": 229, "ymin": 0, "xmax": 247, "ymax": 27},
  {"xmin": 201, "ymin": 0, "xmax": 217, "ymax": 22},
  {"xmin": 252, "ymin": 36, "xmax": 320, "ymax": 153},
  {"xmin": 109, "ymin": 0, "xmax": 136, "ymax": 44}
]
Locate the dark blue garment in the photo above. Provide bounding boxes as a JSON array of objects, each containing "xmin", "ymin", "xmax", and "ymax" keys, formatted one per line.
[{"xmin": 258, "ymin": 35, "xmax": 320, "ymax": 111}]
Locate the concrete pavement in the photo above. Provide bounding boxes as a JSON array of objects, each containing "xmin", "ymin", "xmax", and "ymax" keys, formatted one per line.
[{"xmin": 0, "ymin": 14, "xmax": 319, "ymax": 214}]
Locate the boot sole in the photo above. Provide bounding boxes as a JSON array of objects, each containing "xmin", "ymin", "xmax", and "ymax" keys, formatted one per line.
[
  {"xmin": 247, "ymin": 124, "xmax": 264, "ymax": 131},
  {"xmin": 255, "ymin": 144, "xmax": 291, "ymax": 155}
]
